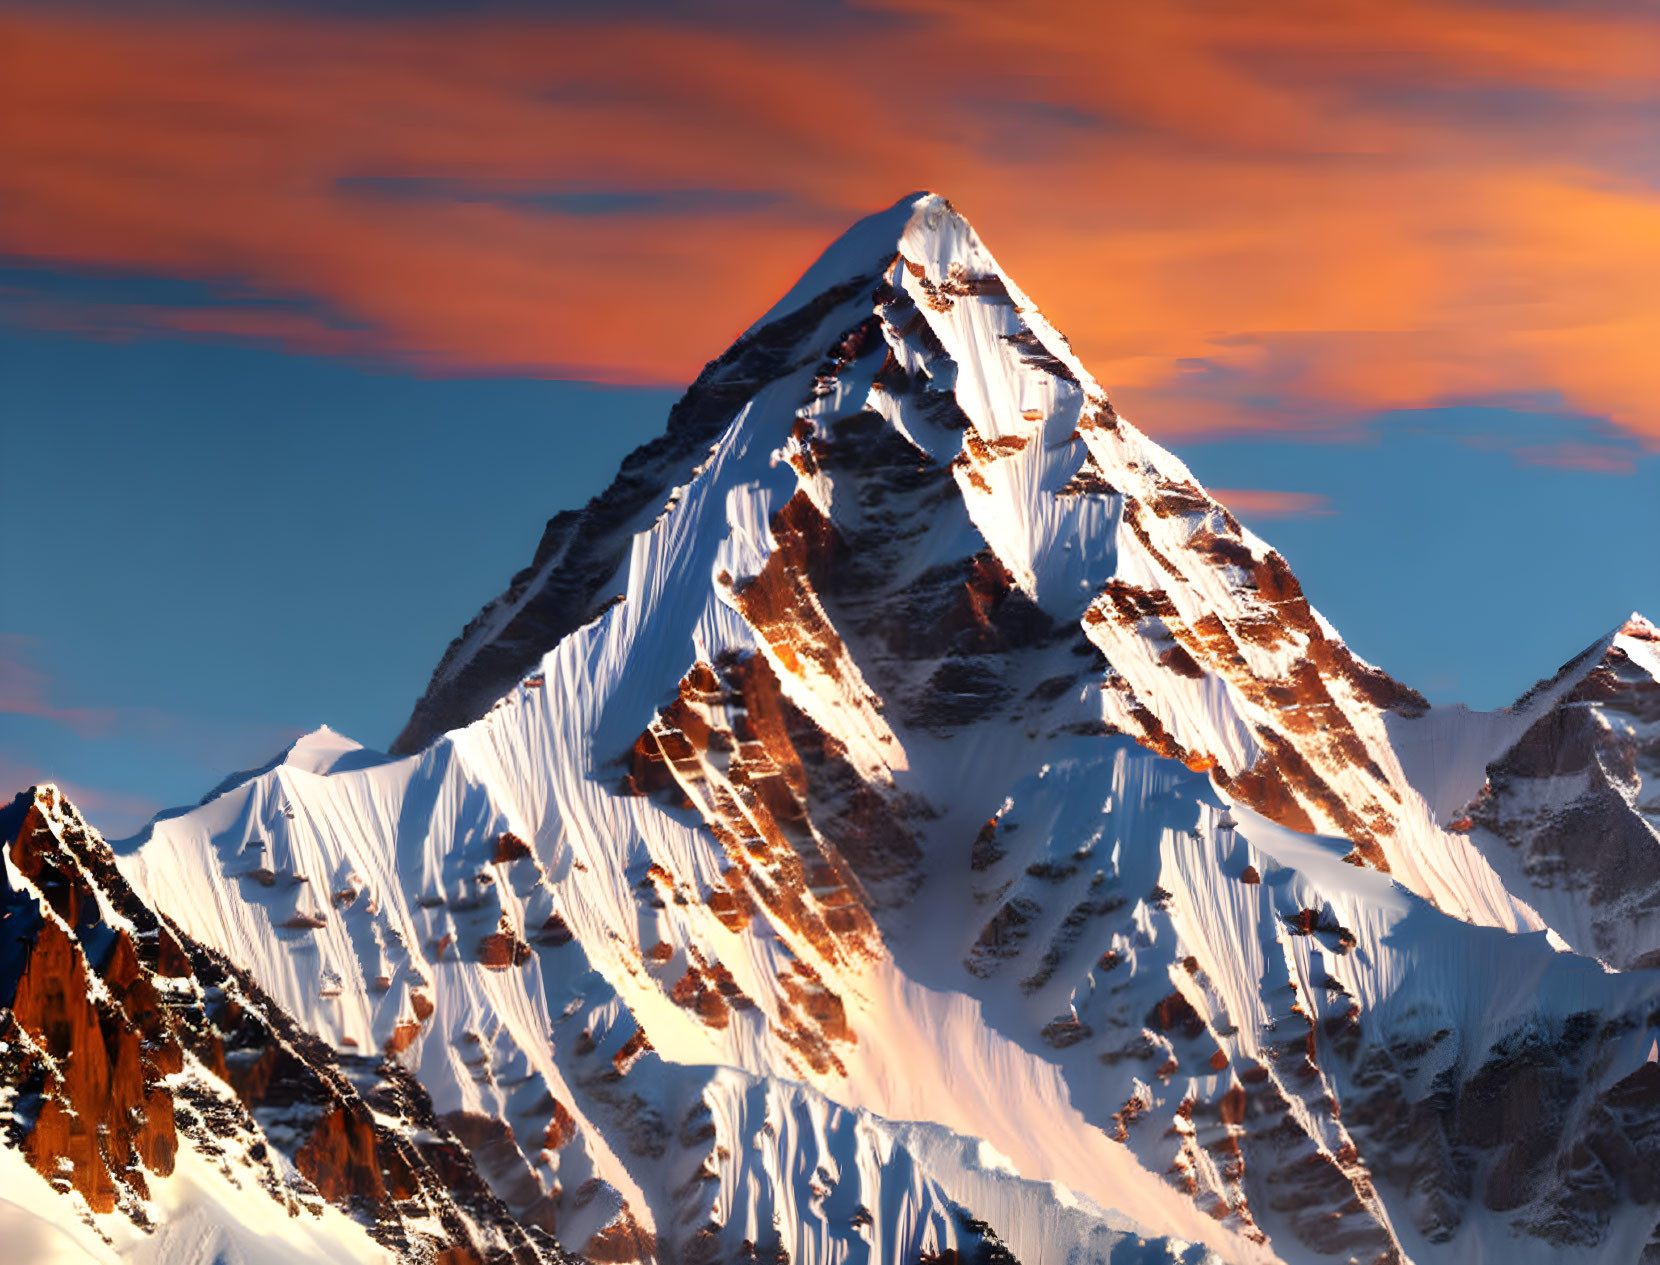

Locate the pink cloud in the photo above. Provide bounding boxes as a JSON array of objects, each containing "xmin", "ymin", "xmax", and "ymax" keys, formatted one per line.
[
  {"xmin": 1512, "ymin": 441, "xmax": 1638, "ymax": 474},
  {"xmin": 0, "ymin": 634, "xmax": 117, "ymax": 736},
  {"xmin": 1208, "ymin": 488, "xmax": 1334, "ymax": 519}
]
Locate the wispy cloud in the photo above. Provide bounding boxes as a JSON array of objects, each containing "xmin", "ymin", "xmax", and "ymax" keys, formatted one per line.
[
  {"xmin": 1512, "ymin": 441, "xmax": 1641, "ymax": 475},
  {"xmin": 1429, "ymin": 407, "xmax": 1649, "ymax": 475},
  {"xmin": 334, "ymin": 178, "xmax": 795, "ymax": 219},
  {"xmin": 0, "ymin": 634, "xmax": 305, "ymax": 823},
  {"xmin": 0, "ymin": 634, "xmax": 117, "ymax": 736},
  {"xmin": 1207, "ymin": 488, "xmax": 1334, "ymax": 519},
  {"xmin": 0, "ymin": 3, "xmax": 1657, "ymax": 438}
]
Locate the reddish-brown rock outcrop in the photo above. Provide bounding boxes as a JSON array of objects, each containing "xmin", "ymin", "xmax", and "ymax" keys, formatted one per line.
[
  {"xmin": 627, "ymin": 651, "xmax": 911, "ymax": 981},
  {"xmin": 0, "ymin": 786, "xmax": 577, "ymax": 1263}
]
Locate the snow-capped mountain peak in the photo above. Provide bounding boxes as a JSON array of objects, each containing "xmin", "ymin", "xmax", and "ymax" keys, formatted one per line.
[{"xmin": 9, "ymin": 195, "xmax": 1658, "ymax": 1265}]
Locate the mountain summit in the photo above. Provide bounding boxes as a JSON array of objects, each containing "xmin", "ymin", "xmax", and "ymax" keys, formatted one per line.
[{"xmin": 8, "ymin": 194, "xmax": 1659, "ymax": 1264}]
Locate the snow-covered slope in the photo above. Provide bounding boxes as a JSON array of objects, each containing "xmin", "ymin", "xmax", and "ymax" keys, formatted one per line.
[{"xmin": 72, "ymin": 193, "xmax": 1660, "ymax": 1263}]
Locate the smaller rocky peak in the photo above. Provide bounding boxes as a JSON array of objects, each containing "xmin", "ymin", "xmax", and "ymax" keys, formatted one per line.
[
  {"xmin": 1565, "ymin": 611, "xmax": 1660, "ymax": 713},
  {"xmin": 1609, "ymin": 612, "xmax": 1660, "ymax": 694},
  {"xmin": 1457, "ymin": 610, "xmax": 1660, "ymax": 968},
  {"xmin": 1618, "ymin": 611, "xmax": 1659, "ymax": 643},
  {"xmin": 0, "ymin": 785, "xmax": 575, "ymax": 1262}
]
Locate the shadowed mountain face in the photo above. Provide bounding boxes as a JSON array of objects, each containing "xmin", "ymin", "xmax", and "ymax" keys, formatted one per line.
[
  {"xmin": 1453, "ymin": 616, "xmax": 1660, "ymax": 969},
  {"xmin": 7, "ymin": 194, "xmax": 1659, "ymax": 1265}
]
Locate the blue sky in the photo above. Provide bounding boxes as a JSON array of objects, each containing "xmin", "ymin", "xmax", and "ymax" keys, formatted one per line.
[
  {"xmin": 4, "ymin": 320, "xmax": 1654, "ymax": 836},
  {"xmin": 4, "ymin": 0, "xmax": 1658, "ymax": 834},
  {"xmin": 0, "ymin": 329, "xmax": 675, "ymax": 830}
]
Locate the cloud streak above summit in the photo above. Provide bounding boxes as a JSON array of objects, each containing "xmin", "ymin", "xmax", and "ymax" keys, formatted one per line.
[{"xmin": 3, "ymin": 0, "xmax": 1658, "ymax": 444}]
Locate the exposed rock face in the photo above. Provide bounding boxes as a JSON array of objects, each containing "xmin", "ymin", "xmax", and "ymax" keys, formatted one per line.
[
  {"xmin": 626, "ymin": 650, "xmax": 903, "ymax": 976},
  {"xmin": 1, "ymin": 788, "xmax": 192, "ymax": 1218},
  {"xmin": 1341, "ymin": 1010, "xmax": 1660, "ymax": 1251},
  {"xmin": 0, "ymin": 785, "xmax": 577, "ymax": 1263}
]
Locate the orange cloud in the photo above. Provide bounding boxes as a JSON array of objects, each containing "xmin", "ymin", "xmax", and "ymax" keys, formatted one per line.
[{"xmin": 2, "ymin": 4, "xmax": 1657, "ymax": 443}]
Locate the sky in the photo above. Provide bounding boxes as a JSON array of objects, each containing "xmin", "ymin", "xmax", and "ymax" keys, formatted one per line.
[{"xmin": 2, "ymin": 0, "xmax": 1656, "ymax": 835}]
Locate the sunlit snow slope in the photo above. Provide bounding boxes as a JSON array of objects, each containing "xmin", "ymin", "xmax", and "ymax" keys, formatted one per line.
[{"xmin": 113, "ymin": 194, "xmax": 1660, "ymax": 1265}]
